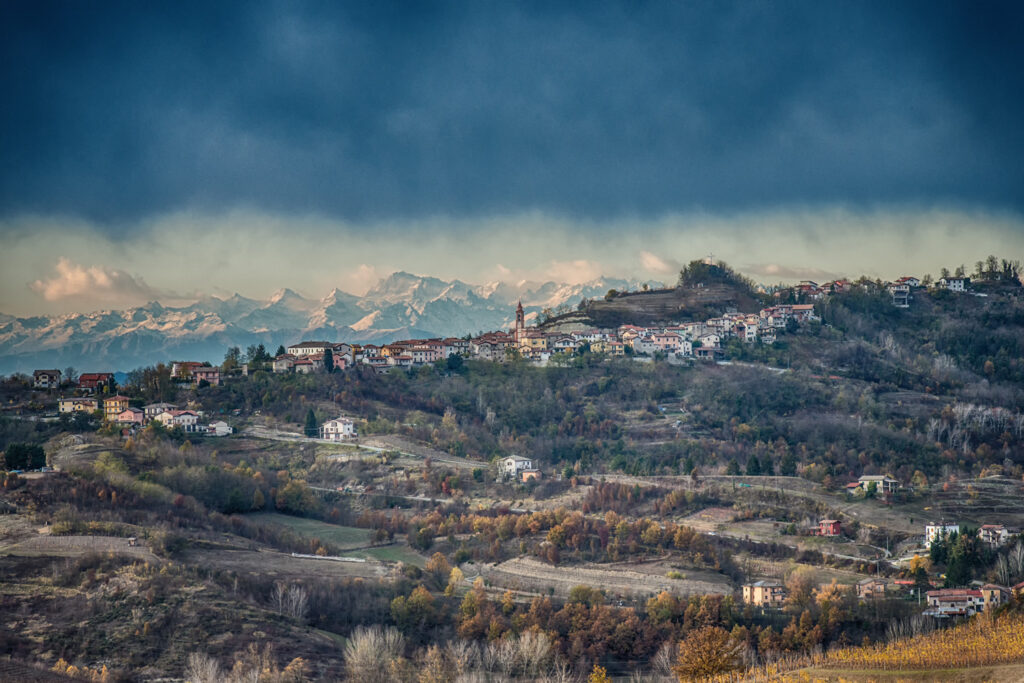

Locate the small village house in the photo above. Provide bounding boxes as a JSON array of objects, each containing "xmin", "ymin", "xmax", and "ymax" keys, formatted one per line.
[
  {"xmin": 58, "ymin": 397, "xmax": 99, "ymax": 414},
  {"xmin": 742, "ymin": 581, "xmax": 786, "ymax": 607},
  {"xmin": 154, "ymin": 409, "xmax": 201, "ymax": 433},
  {"xmin": 77, "ymin": 372, "xmax": 114, "ymax": 393},
  {"xmin": 857, "ymin": 578, "xmax": 887, "ymax": 600},
  {"xmin": 819, "ymin": 519, "xmax": 841, "ymax": 537},
  {"xmin": 847, "ymin": 475, "xmax": 900, "ymax": 497},
  {"xmin": 924, "ymin": 588, "xmax": 984, "ymax": 617},
  {"xmin": 980, "ymin": 584, "xmax": 1010, "ymax": 610},
  {"xmin": 320, "ymin": 417, "xmax": 357, "ymax": 441},
  {"xmin": 193, "ymin": 366, "xmax": 221, "ymax": 386},
  {"xmin": 500, "ymin": 455, "xmax": 534, "ymax": 479},
  {"xmin": 33, "ymin": 369, "xmax": 61, "ymax": 389},
  {"xmin": 978, "ymin": 524, "xmax": 1009, "ymax": 548},
  {"xmin": 143, "ymin": 402, "xmax": 177, "ymax": 421},
  {"xmin": 116, "ymin": 407, "xmax": 144, "ymax": 424},
  {"xmin": 925, "ymin": 522, "xmax": 961, "ymax": 548},
  {"xmin": 103, "ymin": 395, "xmax": 131, "ymax": 420}
]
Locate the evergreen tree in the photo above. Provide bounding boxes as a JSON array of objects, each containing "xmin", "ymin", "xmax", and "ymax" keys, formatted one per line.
[
  {"xmin": 323, "ymin": 347, "xmax": 334, "ymax": 373},
  {"xmin": 304, "ymin": 409, "xmax": 319, "ymax": 438},
  {"xmin": 725, "ymin": 459, "xmax": 740, "ymax": 475},
  {"xmin": 780, "ymin": 452, "xmax": 798, "ymax": 477},
  {"xmin": 275, "ymin": 345, "xmax": 286, "ymax": 357},
  {"xmin": 745, "ymin": 456, "xmax": 762, "ymax": 476}
]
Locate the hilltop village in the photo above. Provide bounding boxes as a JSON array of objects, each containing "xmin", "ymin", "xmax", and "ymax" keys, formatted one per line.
[{"xmin": 3, "ymin": 259, "xmax": 1024, "ymax": 681}]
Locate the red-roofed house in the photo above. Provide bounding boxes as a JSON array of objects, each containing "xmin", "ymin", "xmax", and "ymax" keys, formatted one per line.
[{"xmin": 78, "ymin": 373, "xmax": 114, "ymax": 393}]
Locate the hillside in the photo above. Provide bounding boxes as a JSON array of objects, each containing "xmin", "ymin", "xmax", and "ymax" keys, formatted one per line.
[{"xmin": 543, "ymin": 260, "xmax": 767, "ymax": 330}]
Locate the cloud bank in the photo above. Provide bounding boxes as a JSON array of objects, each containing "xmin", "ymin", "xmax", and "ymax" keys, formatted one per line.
[{"xmin": 3, "ymin": 205, "xmax": 1022, "ymax": 315}]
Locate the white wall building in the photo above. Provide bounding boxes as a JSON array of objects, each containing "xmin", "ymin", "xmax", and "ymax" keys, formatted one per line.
[{"xmin": 321, "ymin": 417, "xmax": 357, "ymax": 441}]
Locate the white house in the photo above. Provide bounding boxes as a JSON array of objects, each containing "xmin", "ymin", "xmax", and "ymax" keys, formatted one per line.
[
  {"xmin": 978, "ymin": 525, "xmax": 1010, "ymax": 548},
  {"xmin": 924, "ymin": 589, "xmax": 984, "ymax": 617},
  {"xmin": 143, "ymin": 402, "xmax": 177, "ymax": 421},
  {"xmin": 675, "ymin": 340, "xmax": 694, "ymax": 357},
  {"xmin": 698, "ymin": 333, "xmax": 721, "ymax": 348},
  {"xmin": 287, "ymin": 341, "xmax": 334, "ymax": 357},
  {"xmin": 206, "ymin": 421, "xmax": 234, "ymax": 437},
  {"xmin": 33, "ymin": 369, "xmax": 61, "ymax": 389},
  {"xmin": 500, "ymin": 455, "xmax": 534, "ymax": 478},
  {"xmin": 155, "ymin": 409, "xmax": 201, "ymax": 433},
  {"xmin": 925, "ymin": 523, "xmax": 962, "ymax": 548},
  {"xmin": 939, "ymin": 277, "xmax": 968, "ymax": 292},
  {"xmin": 321, "ymin": 417, "xmax": 357, "ymax": 441}
]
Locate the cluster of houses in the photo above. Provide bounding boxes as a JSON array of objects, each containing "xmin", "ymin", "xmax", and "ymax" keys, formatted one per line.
[
  {"xmin": 780, "ymin": 275, "xmax": 970, "ymax": 309},
  {"xmin": 56, "ymin": 396, "xmax": 232, "ymax": 437},
  {"xmin": 742, "ymin": 576, "xmax": 1023, "ymax": 617},
  {"xmin": 924, "ymin": 522, "xmax": 1014, "ymax": 549},
  {"xmin": 268, "ymin": 300, "xmax": 821, "ymax": 375}
]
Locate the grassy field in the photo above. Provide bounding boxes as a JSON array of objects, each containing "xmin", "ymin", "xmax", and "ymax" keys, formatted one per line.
[
  {"xmin": 244, "ymin": 512, "xmax": 428, "ymax": 566},
  {"xmin": 246, "ymin": 512, "xmax": 371, "ymax": 548}
]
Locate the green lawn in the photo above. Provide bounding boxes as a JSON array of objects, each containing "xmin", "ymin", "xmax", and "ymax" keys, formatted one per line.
[{"xmin": 246, "ymin": 512, "xmax": 371, "ymax": 548}]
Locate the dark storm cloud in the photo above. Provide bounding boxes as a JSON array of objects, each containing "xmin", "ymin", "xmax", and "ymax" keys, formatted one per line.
[{"xmin": 2, "ymin": 1, "xmax": 1022, "ymax": 226}]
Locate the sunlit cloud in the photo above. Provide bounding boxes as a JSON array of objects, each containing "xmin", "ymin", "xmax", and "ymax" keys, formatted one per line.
[
  {"xmin": 29, "ymin": 257, "xmax": 162, "ymax": 307},
  {"xmin": 639, "ymin": 251, "xmax": 681, "ymax": 276}
]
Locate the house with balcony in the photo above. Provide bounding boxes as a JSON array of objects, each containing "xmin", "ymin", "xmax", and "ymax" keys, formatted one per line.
[
  {"xmin": 33, "ymin": 369, "xmax": 61, "ymax": 389},
  {"xmin": 320, "ymin": 417, "xmax": 357, "ymax": 441},
  {"xmin": 742, "ymin": 581, "xmax": 786, "ymax": 607},
  {"xmin": 103, "ymin": 395, "xmax": 131, "ymax": 420}
]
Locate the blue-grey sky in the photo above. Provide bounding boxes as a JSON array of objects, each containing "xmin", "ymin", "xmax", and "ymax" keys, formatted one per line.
[{"xmin": 2, "ymin": 1, "xmax": 1023, "ymax": 313}]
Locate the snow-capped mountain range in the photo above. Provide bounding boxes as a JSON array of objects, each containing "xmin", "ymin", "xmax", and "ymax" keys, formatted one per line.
[{"xmin": 0, "ymin": 272, "xmax": 659, "ymax": 374}]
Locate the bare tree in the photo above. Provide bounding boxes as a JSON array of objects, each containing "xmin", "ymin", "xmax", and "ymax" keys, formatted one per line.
[
  {"xmin": 444, "ymin": 639, "xmax": 478, "ymax": 677},
  {"xmin": 344, "ymin": 625, "xmax": 405, "ymax": 683},
  {"xmin": 1011, "ymin": 543, "xmax": 1024, "ymax": 580},
  {"xmin": 184, "ymin": 652, "xmax": 221, "ymax": 683},
  {"xmin": 996, "ymin": 555, "xmax": 1011, "ymax": 586},
  {"xmin": 271, "ymin": 581, "xmax": 309, "ymax": 622},
  {"xmin": 284, "ymin": 584, "xmax": 309, "ymax": 622}
]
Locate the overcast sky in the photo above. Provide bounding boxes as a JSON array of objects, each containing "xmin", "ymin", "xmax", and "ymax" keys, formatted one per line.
[{"xmin": 2, "ymin": 1, "xmax": 1023, "ymax": 314}]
